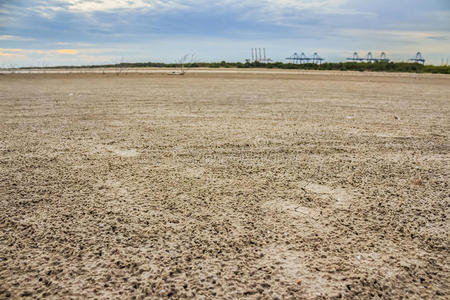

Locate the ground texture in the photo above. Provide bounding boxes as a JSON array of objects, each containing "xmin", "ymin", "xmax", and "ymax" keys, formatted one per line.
[{"xmin": 0, "ymin": 71, "xmax": 449, "ymax": 299}]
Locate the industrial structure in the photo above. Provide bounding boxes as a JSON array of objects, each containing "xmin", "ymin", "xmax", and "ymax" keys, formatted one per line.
[
  {"xmin": 378, "ymin": 52, "xmax": 390, "ymax": 62},
  {"xmin": 347, "ymin": 52, "xmax": 365, "ymax": 62},
  {"xmin": 247, "ymin": 49, "xmax": 427, "ymax": 65},
  {"xmin": 346, "ymin": 52, "xmax": 391, "ymax": 63},
  {"xmin": 409, "ymin": 52, "xmax": 425, "ymax": 64},
  {"xmin": 286, "ymin": 52, "xmax": 324, "ymax": 64},
  {"xmin": 251, "ymin": 48, "xmax": 272, "ymax": 63}
]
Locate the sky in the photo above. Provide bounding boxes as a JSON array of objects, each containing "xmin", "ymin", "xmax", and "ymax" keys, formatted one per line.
[{"xmin": 0, "ymin": 0, "xmax": 449, "ymax": 66}]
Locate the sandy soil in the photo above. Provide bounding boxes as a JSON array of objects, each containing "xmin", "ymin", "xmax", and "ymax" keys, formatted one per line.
[{"xmin": 0, "ymin": 71, "xmax": 449, "ymax": 299}]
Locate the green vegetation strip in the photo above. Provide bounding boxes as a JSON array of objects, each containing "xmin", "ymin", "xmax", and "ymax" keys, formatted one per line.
[{"xmin": 23, "ymin": 61, "xmax": 450, "ymax": 74}]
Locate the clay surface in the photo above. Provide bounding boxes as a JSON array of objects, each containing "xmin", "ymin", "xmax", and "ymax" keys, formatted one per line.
[{"xmin": 0, "ymin": 70, "xmax": 449, "ymax": 298}]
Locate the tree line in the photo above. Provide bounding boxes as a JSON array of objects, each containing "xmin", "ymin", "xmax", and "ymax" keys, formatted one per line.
[{"xmin": 30, "ymin": 61, "xmax": 450, "ymax": 74}]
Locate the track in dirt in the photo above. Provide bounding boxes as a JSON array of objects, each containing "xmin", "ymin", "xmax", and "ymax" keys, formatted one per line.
[{"xmin": 0, "ymin": 71, "xmax": 449, "ymax": 298}]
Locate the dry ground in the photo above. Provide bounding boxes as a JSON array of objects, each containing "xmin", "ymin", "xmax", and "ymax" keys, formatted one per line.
[{"xmin": 0, "ymin": 70, "xmax": 449, "ymax": 299}]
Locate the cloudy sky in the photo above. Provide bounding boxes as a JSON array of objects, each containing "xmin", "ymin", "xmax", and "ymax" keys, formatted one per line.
[{"xmin": 1, "ymin": 0, "xmax": 449, "ymax": 66}]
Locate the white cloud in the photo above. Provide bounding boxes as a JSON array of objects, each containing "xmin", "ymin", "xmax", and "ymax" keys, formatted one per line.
[
  {"xmin": 53, "ymin": 0, "xmax": 186, "ymax": 13},
  {"xmin": 0, "ymin": 35, "xmax": 34, "ymax": 41},
  {"xmin": 257, "ymin": 0, "xmax": 354, "ymax": 14},
  {"xmin": 235, "ymin": 0, "xmax": 368, "ymax": 26},
  {"xmin": 37, "ymin": 0, "xmax": 357, "ymax": 16},
  {"xmin": 338, "ymin": 28, "xmax": 450, "ymax": 52},
  {"xmin": 340, "ymin": 28, "xmax": 450, "ymax": 40},
  {"xmin": 53, "ymin": 42, "xmax": 95, "ymax": 47}
]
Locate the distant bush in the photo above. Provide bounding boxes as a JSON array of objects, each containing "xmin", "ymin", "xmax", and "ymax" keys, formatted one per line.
[{"xmin": 30, "ymin": 61, "xmax": 450, "ymax": 74}]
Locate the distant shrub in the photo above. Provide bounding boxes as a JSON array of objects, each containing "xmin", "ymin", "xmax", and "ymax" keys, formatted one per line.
[{"xmin": 32, "ymin": 61, "xmax": 450, "ymax": 74}]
